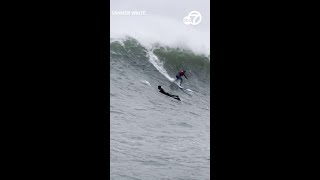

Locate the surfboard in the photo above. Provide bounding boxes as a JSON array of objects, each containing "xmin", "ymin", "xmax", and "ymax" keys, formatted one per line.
[
  {"xmin": 173, "ymin": 81, "xmax": 184, "ymax": 89},
  {"xmin": 176, "ymin": 82, "xmax": 195, "ymax": 93},
  {"xmin": 172, "ymin": 80, "xmax": 194, "ymax": 92}
]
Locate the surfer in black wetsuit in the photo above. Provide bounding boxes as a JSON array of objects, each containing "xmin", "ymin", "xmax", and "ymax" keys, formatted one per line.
[{"xmin": 158, "ymin": 86, "xmax": 181, "ymax": 101}]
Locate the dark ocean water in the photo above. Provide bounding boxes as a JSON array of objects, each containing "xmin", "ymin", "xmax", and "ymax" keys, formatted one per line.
[{"xmin": 110, "ymin": 37, "xmax": 210, "ymax": 180}]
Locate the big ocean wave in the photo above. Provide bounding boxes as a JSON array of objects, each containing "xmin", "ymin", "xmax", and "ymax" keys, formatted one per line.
[{"xmin": 110, "ymin": 36, "xmax": 210, "ymax": 95}]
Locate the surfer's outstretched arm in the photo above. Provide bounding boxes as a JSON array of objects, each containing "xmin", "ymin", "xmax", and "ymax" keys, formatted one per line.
[{"xmin": 184, "ymin": 74, "xmax": 188, "ymax": 79}]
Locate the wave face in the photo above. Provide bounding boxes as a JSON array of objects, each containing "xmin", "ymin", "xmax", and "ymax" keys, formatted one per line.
[
  {"xmin": 110, "ymin": 36, "xmax": 210, "ymax": 180},
  {"xmin": 110, "ymin": 36, "xmax": 210, "ymax": 94}
]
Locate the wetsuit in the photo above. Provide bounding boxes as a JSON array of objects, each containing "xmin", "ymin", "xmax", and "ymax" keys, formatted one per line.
[
  {"xmin": 159, "ymin": 87, "xmax": 181, "ymax": 101},
  {"xmin": 176, "ymin": 71, "xmax": 188, "ymax": 85}
]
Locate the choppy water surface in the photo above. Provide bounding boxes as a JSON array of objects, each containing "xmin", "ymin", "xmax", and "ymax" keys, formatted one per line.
[{"xmin": 110, "ymin": 37, "xmax": 210, "ymax": 180}]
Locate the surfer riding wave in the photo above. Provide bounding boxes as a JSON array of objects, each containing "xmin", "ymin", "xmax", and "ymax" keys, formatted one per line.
[{"xmin": 175, "ymin": 69, "xmax": 188, "ymax": 86}]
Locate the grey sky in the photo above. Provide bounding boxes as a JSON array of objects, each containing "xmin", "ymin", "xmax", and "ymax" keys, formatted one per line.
[
  {"xmin": 110, "ymin": 0, "xmax": 210, "ymax": 54},
  {"xmin": 111, "ymin": 0, "xmax": 210, "ymax": 29}
]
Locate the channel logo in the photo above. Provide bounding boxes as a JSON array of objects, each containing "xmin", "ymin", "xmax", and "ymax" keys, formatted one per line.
[{"xmin": 183, "ymin": 11, "xmax": 202, "ymax": 25}]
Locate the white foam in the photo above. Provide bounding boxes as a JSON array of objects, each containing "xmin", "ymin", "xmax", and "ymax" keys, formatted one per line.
[
  {"xmin": 111, "ymin": 14, "xmax": 210, "ymax": 56},
  {"xmin": 146, "ymin": 49, "xmax": 175, "ymax": 82},
  {"xmin": 185, "ymin": 89, "xmax": 195, "ymax": 93},
  {"xmin": 140, "ymin": 80, "xmax": 151, "ymax": 86}
]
